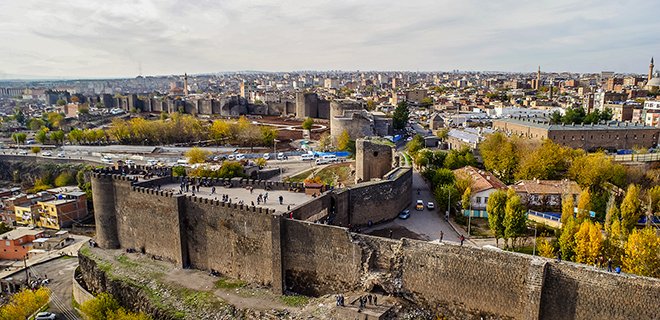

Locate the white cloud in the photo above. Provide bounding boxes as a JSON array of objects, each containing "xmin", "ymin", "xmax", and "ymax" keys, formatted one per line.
[{"xmin": 0, "ymin": 0, "xmax": 658, "ymax": 78}]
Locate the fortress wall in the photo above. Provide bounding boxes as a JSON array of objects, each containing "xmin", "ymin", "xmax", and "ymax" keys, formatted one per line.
[
  {"xmin": 348, "ymin": 168, "xmax": 412, "ymax": 226},
  {"xmin": 115, "ymin": 183, "xmax": 186, "ymax": 267},
  {"xmin": 539, "ymin": 263, "xmax": 660, "ymax": 320},
  {"xmin": 281, "ymin": 219, "xmax": 363, "ymax": 296},
  {"xmin": 182, "ymin": 197, "xmax": 279, "ymax": 287},
  {"xmin": 289, "ymin": 192, "xmax": 331, "ymax": 220}
]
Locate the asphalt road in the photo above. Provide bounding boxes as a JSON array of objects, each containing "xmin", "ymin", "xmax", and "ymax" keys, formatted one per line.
[
  {"xmin": 364, "ymin": 169, "xmax": 460, "ymax": 243},
  {"xmin": 12, "ymin": 256, "xmax": 80, "ymax": 320}
]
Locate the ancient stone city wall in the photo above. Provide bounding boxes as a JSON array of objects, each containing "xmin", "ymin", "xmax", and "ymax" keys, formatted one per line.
[{"xmin": 90, "ymin": 172, "xmax": 660, "ymax": 319}]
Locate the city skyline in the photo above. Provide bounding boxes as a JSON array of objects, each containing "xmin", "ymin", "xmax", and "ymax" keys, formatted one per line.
[{"xmin": 1, "ymin": 0, "xmax": 659, "ymax": 79}]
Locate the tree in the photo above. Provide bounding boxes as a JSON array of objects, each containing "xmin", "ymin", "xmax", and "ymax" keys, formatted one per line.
[
  {"xmin": 486, "ymin": 190, "xmax": 508, "ymax": 247},
  {"xmin": 574, "ymin": 220, "xmax": 602, "ymax": 264},
  {"xmin": 622, "ymin": 227, "xmax": 660, "ymax": 277},
  {"xmin": 479, "ymin": 132, "xmax": 519, "ymax": 184},
  {"xmin": 405, "ymin": 135, "xmax": 424, "ymax": 157},
  {"xmin": 80, "ymin": 292, "xmax": 152, "ymax": 320},
  {"xmin": 301, "ymin": 117, "xmax": 314, "ymax": 130},
  {"xmin": 561, "ymin": 195, "xmax": 574, "ymax": 225},
  {"xmin": 436, "ymin": 128, "xmax": 449, "ymax": 140},
  {"xmin": 318, "ymin": 132, "xmax": 332, "ymax": 151},
  {"xmin": 462, "ymin": 187, "xmax": 472, "ymax": 211},
  {"xmin": 11, "ymin": 132, "xmax": 27, "ymax": 144},
  {"xmin": 54, "ymin": 172, "xmax": 76, "ymax": 187},
  {"xmin": 28, "ymin": 118, "xmax": 45, "ymax": 130},
  {"xmin": 420, "ymin": 97, "xmax": 434, "ymax": 107},
  {"xmin": 30, "ymin": 146, "xmax": 41, "ymax": 154},
  {"xmin": 172, "ymin": 166, "xmax": 186, "ymax": 177},
  {"xmin": 647, "ymin": 185, "xmax": 660, "ymax": 217},
  {"xmin": 260, "ymin": 126, "xmax": 277, "ymax": 146},
  {"xmin": 604, "ymin": 204, "xmax": 620, "ymax": 235},
  {"xmin": 503, "ymin": 189, "xmax": 527, "ymax": 248},
  {"xmin": 56, "ymin": 99, "xmax": 66, "ymax": 106},
  {"xmin": 47, "ymin": 112, "xmax": 64, "ymax": 129},
  {"xmin": 50, "ymin": 130, "xmax": 65, "ymax": 145},
  {"xmin": 366, "ymin": 100, "xmax": 377, "ymax": 111},
  {"xmin": 337, "ymin": 130, "xmax": 351, "ymax": 151},
  {"xmin": 255, "ymin": 157, "xmax": 267, "ymax": 168},
  {"xmin": 538, "ymin": 239, "xmax": 555, "ymax": 258},
  {"xmin": 35, "ymin": 128, "xmax": 49, "ymax": 144},
  {"xmin": 559, "ymin": 216, "xmax": 578, "ymax": 261},
  {"xmin": 392, "ymin": 101, "xmax": 409, "ymax": 130},
  {"xmin": 576, "ymin": 189, "xmax": 592, "ymax": 222},
  {"xmin": 515, "ymin": 140, "xmax": 575, "ymax": 180},
  {"xmin": 0, "ymin": 287, "xmax": 49, "ymax": 320},
  {"xmin": 185, "ymin": 147, "xmax": 210, "ymax": 164},
  {"xmin": 209, "ymin": 119, "xmax": 232, "ymax": 143},
  {"xmin": 620, "ymin": 184, "xmax": 641, "ymax": 235}
]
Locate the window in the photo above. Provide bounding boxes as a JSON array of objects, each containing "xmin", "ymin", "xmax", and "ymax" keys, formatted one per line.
[
  {"xmin": 5, "ymin": 241, "xmax": 8, "ymax": 247},
  {"xmin": 476, "ymin": 197, "xmax": 482, "ymax": 204},
  {"xmin": 484, "ymin": 197, "xmax": 488, "ymax": 204}
]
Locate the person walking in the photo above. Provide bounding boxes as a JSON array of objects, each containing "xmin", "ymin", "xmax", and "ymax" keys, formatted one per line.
[
  {"xmin": 373, "ymin": 295, "xmax": 377, "ymax": 306},
  {"xmin": 367, "ymin": 294, "xmax": 372, "ymax": 305},
  {"xmin": 607, "ymin": 258, "xmax": 613, "ymax": 272},
  {"xmin": 460, "ymin": 235, "xmax": 465, "ymax": 246},
  {"xmin": 440, "ymin": 231, "xmax": 444, "ymax": 241}
]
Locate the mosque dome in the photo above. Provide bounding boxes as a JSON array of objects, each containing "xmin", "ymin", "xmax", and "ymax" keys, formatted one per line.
[{"xmin": 648, "ymin": 77, "xmax": 660, "ymax": 87}]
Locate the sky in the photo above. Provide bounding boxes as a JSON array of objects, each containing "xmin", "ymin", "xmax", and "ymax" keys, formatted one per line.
[{"xmin": 0, "ymin": 0, "xmax": 659, "ymax": 79}]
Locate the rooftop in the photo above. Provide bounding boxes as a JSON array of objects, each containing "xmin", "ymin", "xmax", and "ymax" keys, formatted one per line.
[
  {"xmin": 0, "ymin": 227, "xmax": 43, "ymax": 240},
  {"xmin": 494, "ymin": 117, "xmax": 659, "ymax": 131},
  {"xmin": 512, "ymin": 179, "xmax": 581, "ymax": 195},
  {"xmin": 453, "ymin": 166, "xmax": 506, "ymax": 193}
]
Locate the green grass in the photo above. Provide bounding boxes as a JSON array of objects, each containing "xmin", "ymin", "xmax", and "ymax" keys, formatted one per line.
[
  {"xmin": 97, "ymin": 261, "xmax": 112, "ymax": 272},
  {"xmin": 285, "ymin": 168, "xmax": 314, "ymax": 183},
  {"xmin": 279, "ymin": 294, "xmax": 310, "ymax": 308},
  {"xmin": 214, "ymin": 277, "xmax": 246, "ymax": 289},
  {"xmin": 116, "ymin": 254, "xmax": 139, "ymax": 269},
  {"xmin": 79, "ymin": 246, "xmax": 90, "ymax": 257},
  {"xmin": 315, "ymin": 164, "xmax": 352, "ymax": 186}
]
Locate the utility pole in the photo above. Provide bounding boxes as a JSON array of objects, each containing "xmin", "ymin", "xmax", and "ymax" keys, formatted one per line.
[{"xmin": 24, "ymin": 256, "xmax": 29, "ymax": 286}]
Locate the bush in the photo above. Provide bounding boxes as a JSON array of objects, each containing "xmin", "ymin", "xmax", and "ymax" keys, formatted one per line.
[
  {"xmin": 54, "ymin": 171, "xmax": 76, "ymax": 187},
  {"xmin": 80, "ymin": 293, "xmax": 151, "ymax": 320}
]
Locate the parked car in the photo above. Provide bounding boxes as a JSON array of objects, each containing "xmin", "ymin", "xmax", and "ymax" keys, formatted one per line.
[
  {"xmin": 41, "ymin": 151, "xmax": 52, "ymax": 157},
  {"xmin": 35, "ymin": 312, "xmax": 57, "ymax": 320},
  {"xmin": 276, "ymin": 152, "xmax": 286, "ymax": 160},
  {"xmin": 235, "ymin": 154, "xmax": 245, "ymax": 161},
  {"xmin": 227, "ymin": 154, "xmax": 235, "ymax": 160},
  {"xmin": 415, "ymin": 200, "xmax": 424, "ymax": 211},
  {"xmin": 263, "ymin": 153, "xmax": 270, "ymax": 160},
  {"xmin": 427, "ymin": 202, "xmax": 435, "ymax": 210},
  {"xmin": 18, "ymin": 150, "xmax": 28, "ymax": 155},
  {"xmin": 301, "ymin": 153, "xmax": 314, "ymax": 161},
  {"xmin": 57, "ymin": 152, "xmax": 65, "ymax": 158},
  {"xmin": 398, "ymin": 209, "xmax": 411, "ymax": 219},
  {"xmin": 124, "ymin": 159, "xmax": 135, "ymax": 165},
  {"xmin": 147, "ymin": 159, "xmax": 159, "ymax": 166}
]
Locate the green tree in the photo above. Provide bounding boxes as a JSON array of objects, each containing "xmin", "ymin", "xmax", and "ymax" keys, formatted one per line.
[
  {"xmin": 56, "ymin": 99, "xmax": 66, "ymax": 106},
  {"xmin": 11, "ymin": 132, "xmax": 27, "ymax": 144},
  {"xmin": 486, "ymin": 190, "xmax": 508, "ymax": 247},
  {"xmin": 604, "ymin": 204, "xmax": 620, "ymax": 235},
  {"xmin": 185, "ymin": 147, "xmax": 211, "ymax": 164},
  {"xmin": 28, "ymin": 118, "xmax": 45, "ymax": 130},
  {"xmin": 420, "ymin": 97, "xmax": 434, "ymax": 107},
  {"xmin": 30, "ymin": 146, "xmax": 41, "ymax": 154},
  {"xmin": 301, "ymin": 117, "xmax": 314, "ymax": 130},
  {"xmin": 35, "ymin": 128, "xmax": 49, "ymax": 144},
  {"xmin": 405, "ymin": 135, "xmax": 424, "ymax": 157},
  {"xmin": 462, "ymin": 187, "xmax": 472, "ymax": 211},
  {"xmin": 620, "ymin": 184, "xmax": 641, "ymax": 235},
  {"xmin": 515, "ymin": 140, "xmax": 575, "ymax": 180},
  {"xmin": 46, "ymin": 112, "xmax": 64, "ymax": 128},
  {"xmin": 54, "ymin": 172, "xmax": 76, "ymax": 187},
  {"xmin": 260, "ymin": 126, "xmax": 277, "ymax": 146},
  {"xmin": 392, "ymin": 101, "xmax": 409, "ymax": 130},
  {"xmin": 436, "ymin": 128, "xmax": 449, "ymax": 140},
  {"xmin": 337, "ymin": 130, "xmax": 351, "ymax": 151},
  {"xmin": 50, "ymin": 130, "xmax": 65, "ymax": 145},
  {"xmin": 622, "ymin": 227, "xmax": 660, "ymax": 277},
  {"xmin": 503, "ymin": 189, "xmax": 527, "ymax": 248},
  {"xmin": 172, "ymin": 166, "xmax": 186, "ymax": 177}
]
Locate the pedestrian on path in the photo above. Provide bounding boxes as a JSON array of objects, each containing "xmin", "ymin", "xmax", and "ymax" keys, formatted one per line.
[
  {"xmin": 440, "ymin": 231, "xmax": 444, "ymax": 241},
  {"xmin": 460, "ymin": 235, "xmax": 465, "ymax": 246}
]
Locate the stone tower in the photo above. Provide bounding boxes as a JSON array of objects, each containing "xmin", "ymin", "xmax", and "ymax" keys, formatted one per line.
[
  {"xmin": 535, "ymin": 66, "xmax": 541, "ymax": 90},
  {"xmin": 355, "ymin": 137, "xmax": 394, "ymax": 183},
  {"xmin": 91, "ymin": 173, "xmax": 120, "ymax": 249},
  {"xmin": 649, "ymin": 57, "xmax": 654, "ymax": 82}
]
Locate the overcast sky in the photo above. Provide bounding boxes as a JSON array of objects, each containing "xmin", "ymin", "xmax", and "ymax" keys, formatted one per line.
[{"xmin": 1, "ymin": 0, "xmax": 658, "ymax": 79}]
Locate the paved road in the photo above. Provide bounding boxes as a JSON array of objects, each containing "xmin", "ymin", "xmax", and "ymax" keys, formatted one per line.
[{"xmin": 12, "ymin": 256, "xmax": 80, "ymax": 320}]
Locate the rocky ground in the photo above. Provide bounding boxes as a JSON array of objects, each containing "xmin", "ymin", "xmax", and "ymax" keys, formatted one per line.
[{"xmin": 79, "ymin": 245, "xmax": 447, "ymax": 320}]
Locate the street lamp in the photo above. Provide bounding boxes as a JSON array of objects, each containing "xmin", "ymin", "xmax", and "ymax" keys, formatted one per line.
[{"xmin": 528, "ymin": 225, "xmax": 538, "ymax": 256}]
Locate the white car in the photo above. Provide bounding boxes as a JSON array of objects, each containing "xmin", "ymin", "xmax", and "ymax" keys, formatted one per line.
[
  {"xmin": 263, "ymin": 153, "xmax": 270, "ymax": 160},
  {"xmin": 147, "ymin": 159, "xmax": 158, "ymax": 166},
  {"xmin": 124, "ymin": 160, "xmax": 135, "ymax": 165},
  {"xmin": 276, "ymin": 152, "xmax": 285, "ymax": 160},
  {"xmin": 57, "ymin": 152, "xmax": 65, "ymax": 158},
  {"xmin": 427, "ymin": 202, "xmax": 435, "ymax": 210},
  {"xmin": 227, "ymin": 154, "xmax": 235, "ymax": 161},
  {"xmin": 35, "ymin": 312, "xmax": 56, "ymax": 320},
  {"xmin": 101, "ymin": 156, "xmax": 113, "ymax": 164},
  {"xmin": 235, "ymin": 154, "xmax": 245, "ymax": 161},
  {"xmin": 42, "ymin": 151, "xmax": 52, "ymax": 157}
]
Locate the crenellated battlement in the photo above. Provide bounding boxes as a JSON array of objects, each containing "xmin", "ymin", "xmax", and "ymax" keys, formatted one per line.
[
  {"xmin": 184, "ymin": 193, "xmax": 276, "ymax": 214},
  {"xmin": 130, "ymin": 185, "xmax": 175, "ymax": 197}
]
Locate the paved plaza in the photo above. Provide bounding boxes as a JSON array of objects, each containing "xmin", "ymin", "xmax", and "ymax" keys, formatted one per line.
[{"xmin": 161, "ymin": 183, "xmax": 312, "ymax": 213}]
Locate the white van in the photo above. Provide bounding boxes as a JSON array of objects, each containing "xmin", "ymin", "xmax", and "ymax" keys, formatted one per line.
[
  {"xmin": 101, "ymin": 156, "xmax": 113, "ymax": 164},
  {"xmin": 321, "ymin": 154, "xmax": 337, "ymax": 162},
  {"xmin": 315, "ymin": 158, "xmax": 330, "ymax": 165},
  {"xmin": 177, "ymin": 159, "xmax": 189, "ymax": 165},
  {"xmin": 235, "ymin": 154, "xmax": 245, "ymax": 161},
  {"xmin": 301, "ymin": 154, "xmax": 314, "ymax": 161}
]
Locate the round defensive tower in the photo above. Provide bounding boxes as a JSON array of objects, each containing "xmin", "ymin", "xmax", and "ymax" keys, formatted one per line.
[{"xmin": 91, "ymin": 173, "xmax": 120, "ymax": 249}]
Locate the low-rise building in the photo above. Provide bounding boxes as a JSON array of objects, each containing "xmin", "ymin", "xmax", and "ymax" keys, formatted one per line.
[
  {"xmin": 0, "ymin": 228, "xmax": 44, "ymax": 260},
  {"xmin": 493, "ymin": 117, "xmax": 660, "ymax": 151},
  {"xmin": 453, "ymin": 166, "xmax": 507, "ymax": 217},
  {"xmin": 14, "ymin": 190, "xmax": 87, "ymax": 230},
  {"xmin": 511, "ymin": 179, "xmax": 581, "ymax": 211}
]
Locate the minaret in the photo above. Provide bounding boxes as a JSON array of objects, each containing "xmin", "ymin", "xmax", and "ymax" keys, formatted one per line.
[
  {"xmin": 649, "ymin": 57, "xmax": 654, "ymax": 81},
  {"xmin": 536, "ymin": 66, "xmax": 541, "ymax": 90},
  {"xmin": 183, "ymin": 73, "xmax": 189, "ymax": 95}
]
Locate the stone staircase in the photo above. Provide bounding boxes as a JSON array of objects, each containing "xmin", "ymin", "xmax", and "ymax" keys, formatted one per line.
[{"xmin": 333, "ymin": 293, "xmax": 395, "ymax": 320}]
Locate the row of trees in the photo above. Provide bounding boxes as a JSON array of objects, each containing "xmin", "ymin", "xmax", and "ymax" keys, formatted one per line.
[
  {"xmin": 485, "ymin": 188, "xmax": 528, "ymax": 248},
  {"xmin": 549, "ymin": 106, "xmax": 613, "ymax": 125},
  {"xmin": 479, "ymin": 133, "xmax": 658, "ymax": 218}
]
